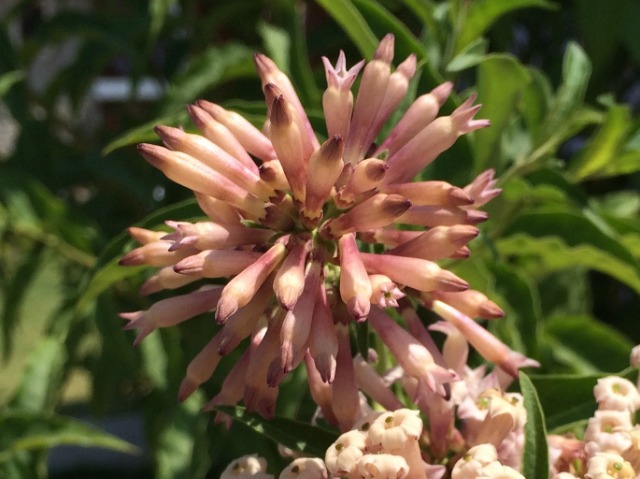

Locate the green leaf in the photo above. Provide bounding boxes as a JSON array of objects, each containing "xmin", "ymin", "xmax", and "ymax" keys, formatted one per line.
[
  {"xmin": 258, "ymin": 22, "xmax": 291, "ymax": 75},
  {"xmin": 568, "ymin": 104, "xmax": 634, "ymax": 180},
  {"xmin": 9, "ymin": 338, "xmax": 66, "ymax": 412},
  {"xmin": 499, "ymin": 210, "xmax": 640, "ymax": 293},
  {"xmin": 0, "ymin": 410, "xmax": 138, "ymax": 462},
  {"xmin": 445, "ymin": 37, "xmax": 488, "ymax": 72},
  {"xmin": 518, "ymin": 67, "xmax": 552, "ymax": 139},
  {"xmin": 519, "ymin": 372, "xmax": 549, "ymax": 479},
  {"xmin": 542, "ymin": 43, "xmax": 592, "ymax": 142},
  {"xmin": 149, "ymin": 0, "xmax": 178, "ymax": 44},
  {"xmin": 455, "ymin": 0, "xmax": 556, "ymax": 55},
  {"xmin": 163, "ymin": 43, "xmax": 254, "ymax": 113},
  {"xmin": 544, "ymin": 315, "xmax": 633, "ymax": 373},
  {"xmin": 313, "ymin": 0, "xmax": 379, "ymax": 59},
  {"xmin": 0, "ymin": 71, "xmax": 24, "ymax": 98},
  {"xmin": 474, "ymin": 54, "xmax": 531, "ymax": 171},
  {"xmin": 102, "ymin": 110, "xmax": 188, "ymax": 155},
  {"xmin": 1, "ymin": 243, "xmax": 45, "ymax": 359},
  {"xmin": 213, "ymin": 406, "xmax": 338, "ymax": 457},
  {"xmin": 528, "ymin": 368, "xmax": 636, "ymax": 430},
  {"xmin": 155, "ymin": 394, "xmax": 210, "ymax": 479}
]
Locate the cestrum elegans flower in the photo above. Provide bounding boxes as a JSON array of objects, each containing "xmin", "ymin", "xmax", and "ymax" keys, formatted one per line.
[{"xmin": 120, "ymin": 33, "xmax": 536, "ymax": 429}]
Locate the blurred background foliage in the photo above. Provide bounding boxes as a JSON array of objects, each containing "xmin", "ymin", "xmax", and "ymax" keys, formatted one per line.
[{"xmin": 1, "ymin": 0, "xmax": 640, "ymax": 478}]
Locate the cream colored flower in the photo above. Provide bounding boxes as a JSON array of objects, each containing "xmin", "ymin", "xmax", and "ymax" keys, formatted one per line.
[
  {"xmin": 357, "ymin": 453, "xmax": 410, "ymax": 479},
  {"xmin": 586, "ymin": 452, "xmax": 635, "ymax": 479},
  {"xmin": 594, "ymin": 377, "xmax": 640, "ymax": 413},
  {"xmin": 279, "ymin": 458, "xmax": 327, "ymax": 479},
  {"xmin": 325, "ymin": 430, "xmax": 368, "ymax": 477},
  {"xmin": 221, "ymin": 455, "xmax": 273, "ymax": 479},
  {"xmin": 451, "ymin": 444, "xmax": 498, "ymax": 479}
]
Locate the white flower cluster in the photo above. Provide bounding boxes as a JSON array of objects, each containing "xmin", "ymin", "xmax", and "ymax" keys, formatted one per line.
[
  {"xmin": 220, "ymin": 409, "xmax": 527, "ymax": 479},
  {"xmin": 549, "ymin": 345, "xmax": 640, "ymax": 479}
]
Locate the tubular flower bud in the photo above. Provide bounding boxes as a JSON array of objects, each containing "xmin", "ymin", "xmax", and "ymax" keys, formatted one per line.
[
  {"xmin": 426, "ymin": 290, "xmax": 505, "ymax": 320},
  {"xmin": 137, "ymin": 143, "xmax": 267, "ymax": 219},
  {"xmin": 360, "ymin": 253, "xmax": 469, "ymax": 293},
  {"xmin": 216, "ymin": 242, "xmax": 287, "ymax": 323},
  {"xmin": 333, "ymin": 323, "xmax": 360, "ymax": 431},
  {"xmin": 376, "ymin": 82, "xmax": 453, "ymax": 157},
  {"xmin": 476, "ymin": 461, "xmax": 525, "ymax": 479},
  {"xmin": 139, "ymin": 265, "xmax": 199, "ymax": 295},
  {"xmin": 155, "ymin": 125, "xmax": 273, "ymax": 201},
  {"xmin": 353, "ymin": 354, "xmax": 404, "ymax": 411},
  {"xmin": 273, "ymin": 240, "xmax": 310, "ymax": 309},
  {"xmin": 339, "ymin": 234, "xmax": 372, "ymax": 321},
  {"xmin": 120, "ymin": 285, "xmax": 222, "ymax": 345},
  {"xmin": 384, "ymin": 95, "xmax": 490, "ymax": 184},
  {"xmin": 119, "ymin": 34, "xmax": 506, "ymax": 418},
  {"xmin": 343, "ymin": 33, "xmax": 395, "ymax": 165},
  {"xmin": 322, "ymin": 51, "xmax": 365, "ymax": 140},
  {"xmin": 430, "ymin": 300, "xmax": 539, "ymax": 377},
  {"xmin": 196, "ymin": 100, "xmax": 277, "ymax": 161},
  {"xmin": 187, "ymin": 104, "xmax": 258, "ymax": 173},
  {"xmin": 381, "ymin": 181, "xmax": 473, "ymax": 207},
  {"xmin": 388, "ymin": 225, "xmax": 480, "ymax": 261},
  {"xmin": 308, "ymin": 283, "xmax": 339, "ymax": 383},
  {"xmin": 325, "ymin": 194, "xmax": 411, "ymax": 237},
  {"xmin": 304, "ymin": 135, "xmax": 345, "ymax": 222}
]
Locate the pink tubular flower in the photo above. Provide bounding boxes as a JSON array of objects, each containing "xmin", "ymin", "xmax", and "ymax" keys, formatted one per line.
[{"xmin": 118, "ymin": 34, "xmax": 525, "ymax": 426}]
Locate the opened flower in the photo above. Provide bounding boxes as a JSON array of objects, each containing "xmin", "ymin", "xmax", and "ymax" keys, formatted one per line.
[{"xmin": 120, "ymin": 33, "xmax": 535, "ymax": 430}]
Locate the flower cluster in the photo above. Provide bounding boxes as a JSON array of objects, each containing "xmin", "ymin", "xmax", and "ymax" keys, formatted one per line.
[
  {"xmin": 119, "ymin": 34, "xmax": 538, "ymax": 430},
  {"xmin": 219, "ymin": 409, "xmax": 526, "ymax": 479},
  {"xmin": 548, "ymin": 346, "xmax": 640, "ymax": 479}
]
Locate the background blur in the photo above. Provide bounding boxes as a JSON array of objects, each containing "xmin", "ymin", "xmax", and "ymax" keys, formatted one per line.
[{"xmin": 1, "ymin": 0, "xmax": 640, "ymax": 478}]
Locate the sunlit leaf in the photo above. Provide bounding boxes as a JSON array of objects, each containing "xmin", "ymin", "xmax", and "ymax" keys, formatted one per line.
[
  {"xmin": 569, "ymin": 104, "xmax": 635, "ymax": 180},
  {"xmin": 498, "ymin": 210, "xmax": 640, "ymax": 293},
  {"xmin": 455, "ymin": 0, "xmax": 556, "ymax": 55},
  {"xmin": 520, "ymin": 372, "xmax": 549, "ymax": 479},
  {"xmin": 528, "ymin": 368, "xmax": 636, "ymax": 430},
  {"xmin": 149, "ymin": 0, "xmax": 178, "ymax": 44},
  {"xmin": 474, "ymin": 54, "xmax": 531, "ymax": 171},
  {"xmin": 0, "ymin": 411, "xmax": 138, "ymax": 462},
  {"xmin": 542, "ymin": 43, "xmax": 592, "ymax": 142},
  {"xmin": 258, "ymin": 22, "xmax": 291, "ymax": 75},
  {"xmin": 314, "ymin": 0, "xmax": 379, "ymax": 59},
  {"xmin": 0, "ymin": 71, "xmax": 24, "ymax": 98},
  {"xmin": 446, "ymin": 38, "xmax": 487, "ymax": 72},
  {"xmin": 544, "ymin": 315, "xmax": 633, "ymax": 373}
]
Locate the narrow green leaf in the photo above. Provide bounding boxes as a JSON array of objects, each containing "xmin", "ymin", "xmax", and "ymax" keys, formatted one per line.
[
  {"xmin": 569, "ymin": 104, "xmax": 632, "ymax": 180},
  {"xmin": 544, "ymin": 315, "xmax": 633, "ymax": 373},
  {"xmin": 0, "ymin": 71, "xmax": 24, "ymax": 98},
  {"xmin": 528, "ymin": 368, "xmax": 636, "ymax": 431},
  {"xmin": 1, "ymin": 243, "xmax": 45, "ymax": 359},
  {"xmin": 258, "ymin": 22, "xmax": 291, "ymax": 75},
  {"xmin": 9, "ymin": 338, "xmax": 66, "ymax": 412},
  {"xmin": 102, "ymin": 110, "xmax": 187, "ymax": 155},
  {"xmin": 542, "ymin": 43, "xmax": 592, "ymax": 142},
  {"xmin": 474, "ymin": 54, "xmax": 531, "ymax": 171},
  {"xmin": 499, "ymin": 210, "xmax": 640, "ymax": 292},
  {"xmin": 455, "ymin": 0, "xmax": 556, "ymax": 54},
  {"xmin": 445, "ymin": 37, "xmax": 488, "ymax": 72},
  {"xmin": 0, "ymin": 410, "xmax": 138, "ymax": 462},
  {"xmin": 149, "ymin": 0, "xmax": 178, "ymax": 44},
  {"xmin": 163, "ymin": 43, "xmax": 254, "ymax": 113},
  {"xmin": 155, "ymin": 394, "xmax": 209, "ymax": 479},
  {"xmin": 213, "ymin": 406, "xmax": 338, "ymax": 457},
  {"xmin": 352, "ymin": 0, "xmax": 424, "ymax": 58},
  {"xmin": 313, "ymin": 0, "xmax": 379, "ymax": 59},
  {"xmin": 519, "ymin": 372, "xmax": 549, "ymax": 479}
]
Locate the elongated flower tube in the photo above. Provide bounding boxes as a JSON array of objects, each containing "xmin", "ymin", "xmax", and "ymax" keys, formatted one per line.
[{"xmin": 119, "ymin": 34, "xmax": 530, "ymax": 425}]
